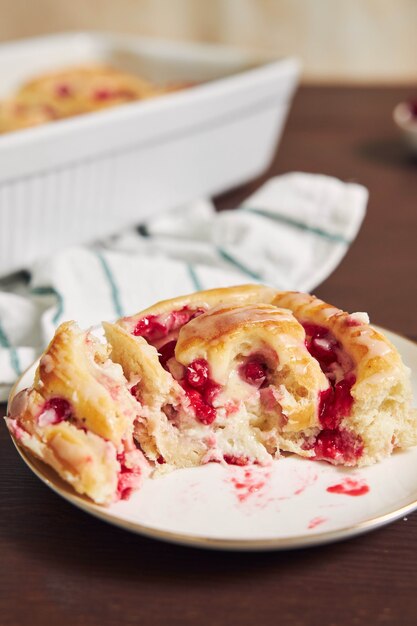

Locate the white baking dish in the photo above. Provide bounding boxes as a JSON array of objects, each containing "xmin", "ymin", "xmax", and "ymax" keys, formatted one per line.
[{"xmin": 0, "ymin": 32, "xmax": 300, "ymax": 276}]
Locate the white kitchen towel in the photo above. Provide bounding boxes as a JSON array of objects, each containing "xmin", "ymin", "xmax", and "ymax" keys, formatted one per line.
[{"xmin": 0, "ymin": 172, "xmax": 368, "ymax": 401}]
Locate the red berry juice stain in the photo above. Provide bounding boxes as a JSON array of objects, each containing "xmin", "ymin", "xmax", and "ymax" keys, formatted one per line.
[
  {"xmin": 326, "ymin": 478, "xmax": 369, "ymax": 496},
  {"xmin": 307, "ymin": 516, "xmax": 327, "ymax": 530},
  {"xmin": 227, "ymin": 466, "xmax": 271, "ymax": 505}
]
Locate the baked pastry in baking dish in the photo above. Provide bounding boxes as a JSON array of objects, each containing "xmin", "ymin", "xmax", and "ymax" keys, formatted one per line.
[
  {"xmin": 7, "ymin": 322, "xmax": 148, "ymax": 504},
  {"xmin": 0, "ymin": 63, "xmax": 189, "ymax": 134},
  {"xmin": 7, "ymin": 285, "xmax": 416, "ymax": 504},
  {"xmin": 0, "ymin": 99, "xmax": 57, "ymax": 133}
]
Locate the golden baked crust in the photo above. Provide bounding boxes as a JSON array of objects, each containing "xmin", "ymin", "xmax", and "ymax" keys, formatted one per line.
[
  {"xmin": 271, "ymin": 291, "xmax": 403, "ymax": 386},
  {"xmin": 118, "ymin": 284, "xmax": 278, "ymax": 334},
  {"xmin": 103, "ymin": 321, "xmax": 179, "ymax": 408},
  {"xmin": 0, "ymin": 99, "xmax": 56, "ymax": 133},
  {"xmin": 32, "ymin": 321, "xmax": 136, "ymax": 444},
  {"xmin": 175, "ymin": 303, "xmax": 328, "ymax": 431},
  {"xmin": 116, "ymin": 285, "xmax": 416, "ymax": 468},
  {"xmin": 8, "ymin": 390, "xmax": 121, "ymax": 505},
  {"xmin": 7, "ymin": 322, "xmax": 148, "ymax": 504},
  {"xmin": 271, "ymin": 291, "xmax": 416, "ymax": 462}
]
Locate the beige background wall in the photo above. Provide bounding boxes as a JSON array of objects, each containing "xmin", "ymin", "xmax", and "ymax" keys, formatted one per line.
[{"xmin": 0, "ymin": 0, "xmax": 416, "ymax": 83}]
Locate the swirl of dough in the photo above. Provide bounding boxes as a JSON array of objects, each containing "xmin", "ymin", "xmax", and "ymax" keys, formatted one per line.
[{"xmin": 175, "ymin": 303, "xmax": 328, "ymax": 432}]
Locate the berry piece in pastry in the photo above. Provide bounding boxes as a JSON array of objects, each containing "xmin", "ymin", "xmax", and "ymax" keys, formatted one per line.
[
  {"xmin": 105, "ymin": 302, "xmax": 329, "ymax": 468},
  {"xmin": 270, "ymin": 291, "xmax": 417, "ymax": 466},
  {"xmin": 114, "ymin": 285, "xmax": 416, "ymax": 468},
  {"xmin": 6, "ymin": 322, "xmax": 148, "ymax": 504}
]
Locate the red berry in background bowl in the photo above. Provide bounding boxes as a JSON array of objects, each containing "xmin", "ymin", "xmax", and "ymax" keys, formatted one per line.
[
  {"xmin": 393, "ymin": 99, "xmax": 417, "ymax": 155},
  {"xmin": 408, "ymin": 100, "xmax": 417, "ymax": 119}
]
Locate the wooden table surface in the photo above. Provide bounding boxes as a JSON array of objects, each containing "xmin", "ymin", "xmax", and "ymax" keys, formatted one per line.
[{"xmin": 1, "ymin": 86, "xmax": 417, "ymax": 626}]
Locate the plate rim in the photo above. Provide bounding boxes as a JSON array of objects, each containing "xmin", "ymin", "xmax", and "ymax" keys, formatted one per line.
[{"xmin": 5, "ymin": 326, "xmax": 417, "ymax": 551}]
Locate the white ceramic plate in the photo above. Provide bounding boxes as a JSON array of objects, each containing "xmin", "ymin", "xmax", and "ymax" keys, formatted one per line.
[{"xmin": 7, "ymin": 327, "xmax": 417, "ymax": 551}]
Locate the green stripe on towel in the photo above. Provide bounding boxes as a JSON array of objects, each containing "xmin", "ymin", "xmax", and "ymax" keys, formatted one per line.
[
  {"xmin": 187, "ymin": 264, "xmax": 203, "ymax": 291},
  {"xmin": 242, "ymin": 207, "xmax": 350, "ymax": 244},
  {"xmin": 0, "ymin": 319, "xmax": 21, "ymax": 376},
  {"xmin": 95, "ymin": 252, "xmax": 124, "ymax": 318},
  {"xmin": 216, "ymin": 247, "xmax": 262, "ymax": 281},
  {"xmin": 31, "ymin": 286, "xmax": 64, "ymax": 325}
]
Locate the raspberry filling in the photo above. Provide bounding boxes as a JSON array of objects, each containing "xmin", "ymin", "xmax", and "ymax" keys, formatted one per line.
[
  {"xmin": 116, "ymin": 452, "xmax": 142, "ymax": 500},
  {"xmin": 318, "ymin": 374, "xmax": 356, "ymax": 430},
  {"xmin": 303, "ymin": 323, "xmax": 339, "ymax": 366},
  {"xmin": 224, "ymin": 454, "xmax": 249, "ymax": 466},
  {"xmin": 130, "ymin": 383, "xmax": 140, "ymax": 397},
  {"xmin": 180, "ymin": 359, "xmax": 220, "ymax": 425},
  {"xmin": 38, "ymin": 397, "xmax": 72, "ymax": 426},
  {"xmin": 303, "ymin": 323, "xmax": 361, "ymax": 463},
  {"xmin": 313, "ymin": 429, "xmax": 363, "ymax": 464},
  {"xmin": 183, "ymin": 388, "xmax": 217, "ymax": 425},
  {"xmin": 134, "ymin": 310, "xmax": 222, "ymax": 426},
  {"xmin": 203, "ymin": 380, "xmax": 220, "ymax": 406},
  {"xmin": 133, "ymin": 307, "xmax": 204, "ymax": 341},
  {"xmin": 185, "ymin": 358, "xmax": 209, "ymax": 389},
  {"xmin": 240, "ymin": 359, "xmax": 267, "ymax": 386},
  {"xmin": 158, "ymin": 340, "xmax": 177, "ymax": 370}
]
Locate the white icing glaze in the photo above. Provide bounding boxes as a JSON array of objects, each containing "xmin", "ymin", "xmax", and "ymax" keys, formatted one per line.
[
  {"xmin": 356, "ymin": 328, "xmax": 392, "ymax": 358},
  {"xmin": 184, "ymin": 304, "xmax": 295, "ymax": 342},
  {"xmin": 216, "ymin": 369, "xmax": 256, "ymax": 405},
  {"xmin": 40, "ymin": 354, "xmax": 54, "ymax": 374},
  {"xmin": 38, "ymin": 408, "xmax": 58, "ymax": 427},
  {"xmin": 350, "ymin": 312, "xmax": 370, "ymax": 325}
]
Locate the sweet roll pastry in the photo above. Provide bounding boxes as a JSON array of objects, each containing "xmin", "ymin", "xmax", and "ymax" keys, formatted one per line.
[
  {"xmin": 6, "ymin": 285, "xmax": 417, "ymax": 505},
  {"xmin": 7, "ymin": 322, "xmax": 149, "ymax": 504},
  {"xmin": 105, "ymin": 303, "xmax": 329, "ymax": 468},
  {"xmin": 112, "ymin": 285, "xmax": 416, "ymax": 468}
]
